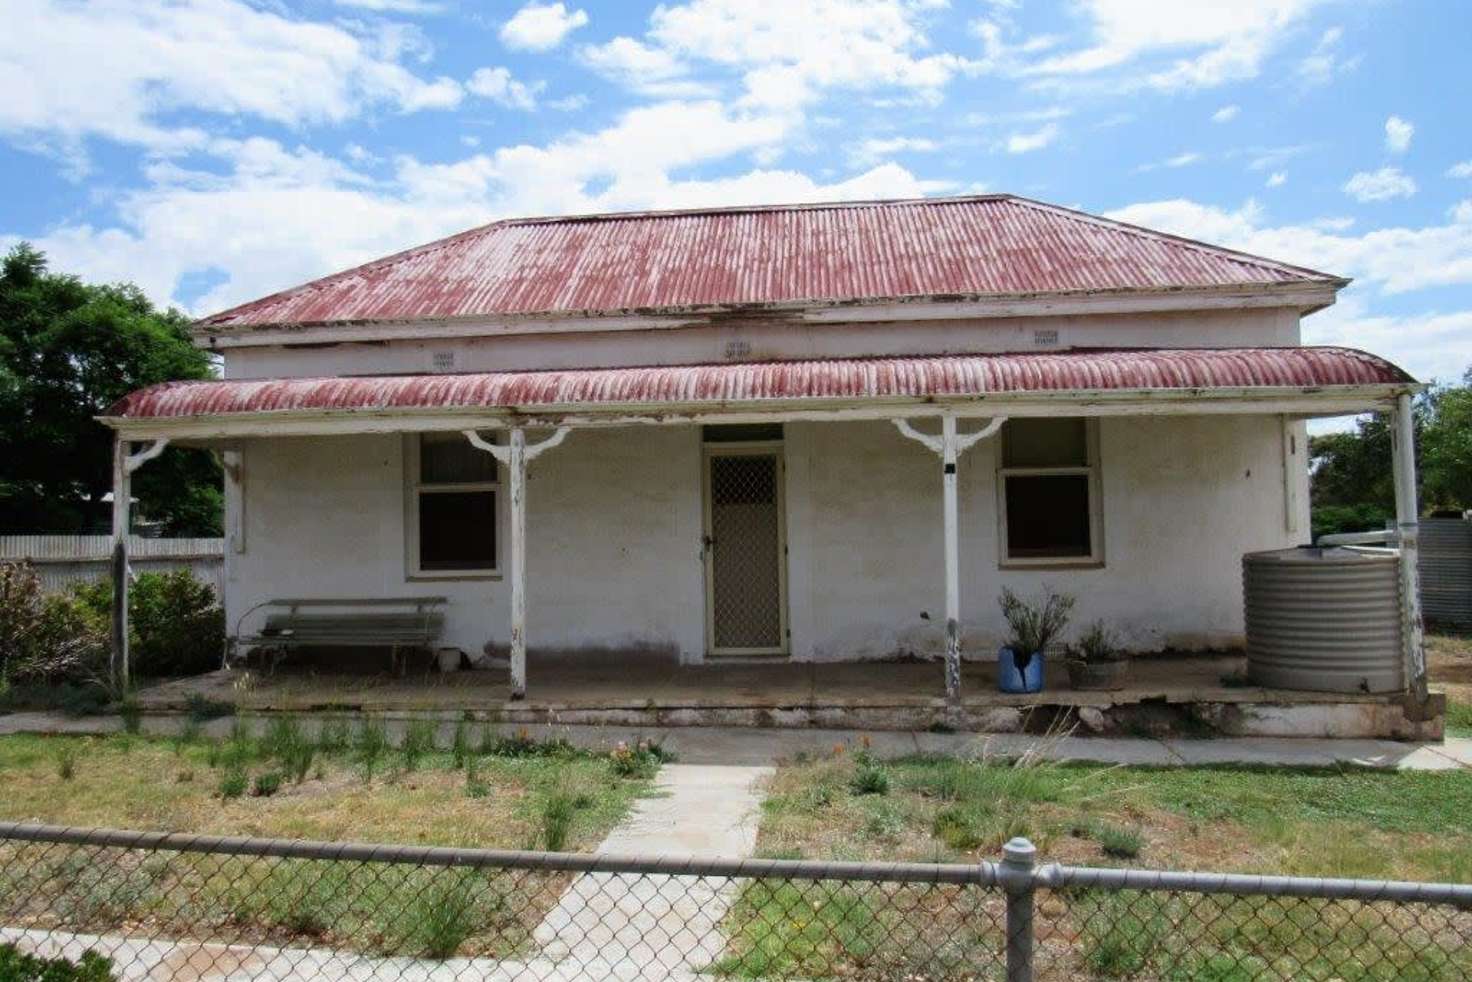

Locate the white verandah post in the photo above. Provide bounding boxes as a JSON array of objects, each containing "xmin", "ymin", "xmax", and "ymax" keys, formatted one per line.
[
  {"xmin": 1390, "ymin": 394, "xmax": 1429, "ymax": 705},
  {"xmin": 110, "ymin": 435, "xmax": 168, "ymax": 692},
  {"xmin": 464, "ymin": 426, "xmax": 569, "ymax": 700},
  {"xmin": 893, "ymin": 414, "xmax": 1006, "ymax": 702}
]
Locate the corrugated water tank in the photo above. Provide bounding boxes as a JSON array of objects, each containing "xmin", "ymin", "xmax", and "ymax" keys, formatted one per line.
[{"xmin": 1242, "ymin": 546, "xmax": 1404, "ymax": 694}]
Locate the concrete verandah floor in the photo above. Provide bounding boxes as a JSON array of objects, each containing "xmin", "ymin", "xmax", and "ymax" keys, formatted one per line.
[
  {"xmin": 132, "ymin": 652, "xmax": 1439, "ymax": 739},
  {"xmin": 139, "ymin": 653, "xmax": 1253, "ymax": 709}
]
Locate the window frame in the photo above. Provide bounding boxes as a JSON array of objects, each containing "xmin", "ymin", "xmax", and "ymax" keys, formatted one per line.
[
  {"xmin": 996, "ymin": 418, "xmax": 1105, "ymax": 568},
  {"xmin": 404, "ymin": 433, "xmax": 503, "ymax": 580}
]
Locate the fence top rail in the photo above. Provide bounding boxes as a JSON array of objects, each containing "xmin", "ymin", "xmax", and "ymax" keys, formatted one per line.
[
  {"xmin": 0, "ymin": 822, "xmax": 995, "ymax": 886},
  {"xmin": 1043, "ymin": 861, "xmax": 1472, "ymax": 907},
  {"xmin": 6, "ymin": 822, "xmax": 1471, "ymax": 905}
]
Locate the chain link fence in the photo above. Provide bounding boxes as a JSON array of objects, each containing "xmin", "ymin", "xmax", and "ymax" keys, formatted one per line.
[{"xmin": 0, "ymin": 821, "xmax": 1469, "ymax": 980}]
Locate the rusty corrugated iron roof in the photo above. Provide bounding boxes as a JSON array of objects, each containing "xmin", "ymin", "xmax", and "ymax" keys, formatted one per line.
[
  {"xmin": 198, "ymin": 195, "xmax": 1346, "ymax": 331},
  {"xmin": 108, "ymin": 347, "xmax": 1409, "ymax": 421}
]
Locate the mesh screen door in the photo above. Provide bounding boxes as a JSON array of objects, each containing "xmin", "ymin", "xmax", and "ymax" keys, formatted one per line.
[{"xmin": 704, "ymin": 450, "xmax": 787, "ymax": 654}]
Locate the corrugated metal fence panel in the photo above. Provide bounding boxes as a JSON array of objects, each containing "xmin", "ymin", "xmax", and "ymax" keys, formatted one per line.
[
  {"xmin": 0, "ymin": 536, "xmax": 224, "ymax": 596},
  {"xmin": 1420, "ymin": 517, "xmax": 1472, "ymax": 626}
]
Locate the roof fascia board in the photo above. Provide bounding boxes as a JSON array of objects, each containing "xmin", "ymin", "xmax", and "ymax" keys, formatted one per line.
[
  {"xmin": 194, "ymin": 282, "xmax": 1341, "ymax": 350},
  {"xmin": 99, "ymin": 382, "xmax": 1411, "ymax": 441}
]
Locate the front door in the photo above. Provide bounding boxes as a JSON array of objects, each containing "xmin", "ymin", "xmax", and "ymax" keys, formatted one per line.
[{"xmin": 703, "ymin": 446, "xmax": 788, "ymax": 656}]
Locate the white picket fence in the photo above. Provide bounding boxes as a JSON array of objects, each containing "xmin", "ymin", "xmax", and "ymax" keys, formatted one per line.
[{"xmin": 0, "ymin": 535, "xmax": 224, "ymax": 595}]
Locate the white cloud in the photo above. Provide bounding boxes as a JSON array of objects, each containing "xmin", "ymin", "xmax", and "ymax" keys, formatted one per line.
[
  {"xmin": 1343, "ymin": 166, "xmax": 1417, "ymax": 203},
  {"xmin": 333, "ymin": 0, "xmax": 443, "ymax": 13},
  {"xmin": 1296, "ymin": 26, "xmax": 1359, "ymax": 86},
  {"xmin": 1449, "ymin": 161, "xmax": 1472, "ymax": 179},
  {"xmin": 1105, "ymin": 196, "xmax": 1472, "ymax": 296},
  {"xmin": 1266, "ymin": 171, "xmax": 1287, "ymax": 187},
  {"xmin": 1211, "ymin": 104, "xmax": 1240, "ymax": 123},
  {"xmin": 1102, "ymin": 197, "xmax": 1472, "ymax": 381},
  {"xmin": 592, "ymin": 0, "xmax": 975, "ymax": 111},
  {"xmin": 577, "ymin": 37, "xmax": 714, "ymax": 98},
  {"xmin": 1005, "ymin": 122, "xmax": 1060, "ymax": 154},
  {"xmin": 7, "ymin": 100, "xmax": 905, "ymax": 315},
  {"xmin": 0, "ymin": 0, "xmax": 462, "ymax": 163},
  {"xmin": 1025, "ymin": 0, "xmax": 1323, "ymax": 90},
  {"xmin": 1300, "ymin": 295, "xmax": 1472, "ymax": 386},
  {"xmin": 499, "ymin": 3, "xmax": 588, "ymax": 51},
  {"xmin": 1135, "ymin": 150, "xmax": 1203, "ymax": 172},
  {"xmin": 1384, "ymin": 115, "xmax": 1413, "ymax": 154},
  {"xmin": 466, "ymin": 67, "xmax": 542, "ymax": 110},
  {"xmin": 847, "ymin": 135, "xmax": 939, "ymax": 167}
]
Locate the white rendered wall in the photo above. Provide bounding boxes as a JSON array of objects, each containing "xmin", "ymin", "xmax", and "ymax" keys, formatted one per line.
[
  {"xmin": 220, "ymin": 308, "xmax": 1302, "ymax": 380},
  {"xmin": 226, "ymin": 414, "xmax": 1307, "ymax": 665}
]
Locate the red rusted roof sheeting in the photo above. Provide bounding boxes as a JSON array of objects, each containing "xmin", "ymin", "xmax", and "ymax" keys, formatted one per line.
[
  {"xmin": 109, "ymin": 348, "xmax": 1410, "ymax": 421},
  {"xmin": 200, "ymin": 196, "xmax": 1344, "ymax": 329}
]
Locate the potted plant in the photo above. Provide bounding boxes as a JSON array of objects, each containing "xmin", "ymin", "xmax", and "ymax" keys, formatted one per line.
[
  {"xmin": 997, "ymin": 587, "xmax": 1074, "ymax": 694},
  {"xmin": 1066, "ymin": 620, "xmax": 1129, "ymax": 691}
]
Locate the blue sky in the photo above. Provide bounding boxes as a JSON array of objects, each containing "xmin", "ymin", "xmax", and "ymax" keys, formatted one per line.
[{"xmin": 2, "ymin": 0, "xmax": 1471, "ymax": 398}]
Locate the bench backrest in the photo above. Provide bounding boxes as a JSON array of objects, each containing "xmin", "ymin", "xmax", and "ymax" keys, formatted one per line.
[{"xmin": 263, "ymin": 611, "xmax": 442, "ymax": 632}]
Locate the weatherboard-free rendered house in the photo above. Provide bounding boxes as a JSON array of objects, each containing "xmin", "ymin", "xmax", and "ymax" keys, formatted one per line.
[{"xmin": 102, "ymin": 195, "xmax": 1434, "ymax": 735}]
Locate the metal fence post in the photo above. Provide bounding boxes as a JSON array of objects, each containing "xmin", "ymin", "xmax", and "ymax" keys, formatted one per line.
[{"xmin": 1001, "ymin": 836, "xmax": 1037, "ymax": 982}]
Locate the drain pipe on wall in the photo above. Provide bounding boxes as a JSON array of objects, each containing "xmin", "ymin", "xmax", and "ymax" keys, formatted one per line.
[{"xmin": 894, "ymin": 414, "xmax": 1006, "ymax": 703}]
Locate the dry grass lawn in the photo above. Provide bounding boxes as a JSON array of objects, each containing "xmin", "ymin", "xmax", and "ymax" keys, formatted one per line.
[
  {"xmin": 0, "ymin": 722, "xmax": 660, "ymax": 960},
  {"xmin": 1429, "ymin": 630, "xmax": 1472, "ymax": 734}
]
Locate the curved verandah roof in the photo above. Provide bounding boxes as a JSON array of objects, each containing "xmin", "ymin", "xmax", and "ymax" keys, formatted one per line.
[{"xmin": 101, "ymin": 346, "xmax": 1416, "ymax": 441}]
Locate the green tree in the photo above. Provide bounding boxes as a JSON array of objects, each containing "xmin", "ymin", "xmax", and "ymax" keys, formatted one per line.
[
  {"xmin": 1422, "ymin": 368, "xmax": 1472, "ymax": 511},
  {"xmin": 0, "ymin": 244, "xmax": 221, "ymax": 535},
  {"xmin": 1309, "ymin": 371, "xmax": 1472, "ymax": 539}
]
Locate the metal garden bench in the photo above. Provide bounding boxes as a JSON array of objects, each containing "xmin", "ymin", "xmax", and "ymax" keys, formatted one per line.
[{"xmin": 230, "ymin": 597, "xmax": 448, "ymax": 675}]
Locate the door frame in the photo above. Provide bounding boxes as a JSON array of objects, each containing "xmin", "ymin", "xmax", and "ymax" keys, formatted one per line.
[{"xmin": 701, "ymin": 441, "xmax": 790, "ymax": 658}]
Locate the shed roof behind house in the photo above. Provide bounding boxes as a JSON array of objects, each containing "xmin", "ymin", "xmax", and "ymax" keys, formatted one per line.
[{"xmin": 199, "ymin": 195, "xmax": 1345, "ymax": 331}]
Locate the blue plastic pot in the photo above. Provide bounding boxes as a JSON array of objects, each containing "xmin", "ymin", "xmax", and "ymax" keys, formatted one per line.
[{"xmin": 997, "ymin": 646, "xmax": 1045, "ymax": 694}]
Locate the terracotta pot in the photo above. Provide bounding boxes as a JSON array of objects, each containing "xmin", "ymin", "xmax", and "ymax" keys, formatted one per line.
[{"xmin": 1066, "ymin": 658, "xmax": 1129, "ymax": 691}]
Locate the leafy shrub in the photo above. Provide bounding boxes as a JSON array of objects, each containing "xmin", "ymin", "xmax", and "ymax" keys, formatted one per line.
[
  {"xmin": 315, "ymin": 718, "xmax": 351, "ymax": 754},
  {"xmin": 1089, "ymin": 821, "xmax": 1144, "ymax": 859},
  {"xmin": 0, "ymin": 562, "xmax": 107, "ymax": 687},
  {"xmin": 184, "ymin": 693, "xmax": 234, "ymax": 721},
  {"xmin": 1072, "ymin": 620, "xmax": 1124, "ymax": 664},
  {"xmin": 0, "ymin": 681, "xmax": 110, "ymax": 717},
  {"xmin": 74, "ymin": 570, "xmax": 223, "ymax": 678},
  {"xmin": 401, "ymin": 871, "xmax": 483, "ymax": 958},
  {"xmin": 850, "ymin": 764, "xmax": 890, "ymax": 796},
  {"xmin": 0, "ymin": 943, "xmax": 116, "ymax": 982},
  {"xmin": 56, "ymin": 744, "xmax": 77, "ymax": 780},
  {"xmin": 609, "ymin": 737, "xmax": 670, "ymax": 778},
  {"xmin": 355, "ymin": 716, "xmax": 389, "ymax": 780},
  {"xmin": 540, "ymin": 789, "xmax": 591, "ymax": 851},
  {"xmin": 485, "ymin": 727, "xmax": 577, "ymax": 759},
  {"xmin": 401, "ymin": 719, "xmax": 436, "ymax": 771},
  {"xmin": 999, "ymin": 586, "xmax": 1075, "ymax": 656},
  {"xmin": 261, "ymin": 720, "xmax": 315, "ymax": 783},
  {"xmin": 252, "ymin": 771, "xmax": 283, "ymax": 797},
  {"xmin": 450, "ymin": 718, "xmax": 471, "ymax": 768},
  {"xmin": 464, "ymin": 756, "xmax": 489, "ymax": 798},
  {"xmin": 117, "ymin": 698, "xmax": 142, "ymax": 734},
  {"xmin": 218, "ymin": 767, "xmax": 247, "ymax": 799}
]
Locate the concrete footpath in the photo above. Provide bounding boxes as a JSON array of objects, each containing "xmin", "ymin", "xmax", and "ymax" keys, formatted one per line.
[
  {"xmin": 533, "ymin": 763, "xmax": 771, "ymax": 978},
  {"xmin": 2, "ymin": 710, "xmax": 1469, "ymax": 770}
]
